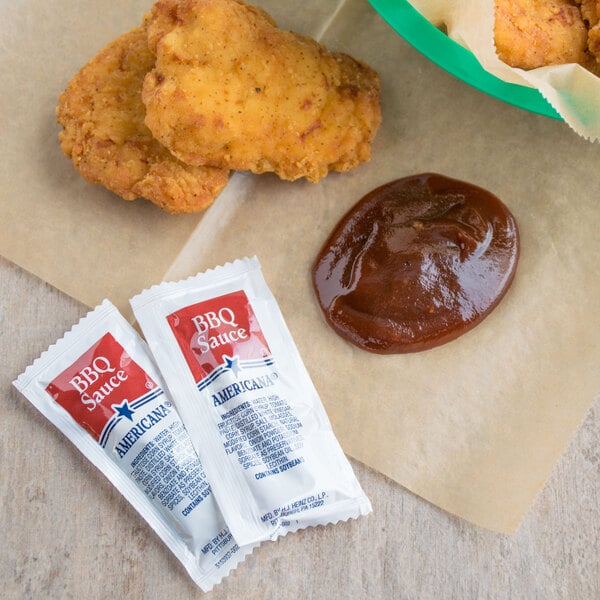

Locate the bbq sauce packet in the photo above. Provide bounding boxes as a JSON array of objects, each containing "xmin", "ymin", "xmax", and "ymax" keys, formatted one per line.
[
  {"xmin": 130, "ymin": 257, "xmax": 371, "ymax": 546},
  {"xmin": 13, "ymin": 300, "xmax": 256, "ymax": 591}
]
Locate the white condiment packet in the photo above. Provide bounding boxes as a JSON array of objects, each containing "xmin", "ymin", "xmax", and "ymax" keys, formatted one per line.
[
  {"xmin": 408, "ymin": 0, "xmax": 600, "ymax": 140},
  {"xmin": 12, "ymin": 300, "xmax": 256, "ymax": 591},
  {"xmin": 130, "ymin": 257, "xmax": 371, "ymax": 547}
]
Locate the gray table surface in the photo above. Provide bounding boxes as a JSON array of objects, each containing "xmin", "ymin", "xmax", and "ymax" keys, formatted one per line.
[{"xmin": 2, "ymin": 258, "xmax": 600, "ymax": 599}]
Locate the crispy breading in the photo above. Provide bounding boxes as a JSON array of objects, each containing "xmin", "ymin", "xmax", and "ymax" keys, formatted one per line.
[
  {"xmin": 494, "ymin": 0, "xmax": 588, "ymax": 69},
  {"xmin": 576, "ymin": 0, "xmax": 600, "ymax": 63},
  {"xmin": 57, "ymin": 26, "xmax": 229, "ymax": 214},
  {"xmin": 142, "ymin": 0, "xmax": 381, "ymax": 183},
  {"xmin": 575, "ymin": 0, "xmax": 600, "ymax": 26}
]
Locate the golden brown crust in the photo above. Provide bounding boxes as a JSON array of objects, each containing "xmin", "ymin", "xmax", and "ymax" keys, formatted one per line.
[
  {"xmin": 142, "ymin": 0, "xmax": 381, "ymax": 183},
  {"xmin": 578, "ymin": 1, "xmax": 600, "ymax": 62},
  {"xmin": 494, "ymin": 0, "xmax": 588, "ymax": 69},
  {"xmin": 56, "ymin": 26, "xmax": 229, "ymax": 214}
]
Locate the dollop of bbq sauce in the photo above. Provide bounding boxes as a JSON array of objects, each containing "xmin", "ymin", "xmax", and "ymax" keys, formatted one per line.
[{"xmin": 312, "ymin": 173, "xmax": 519, "ymax": 354}]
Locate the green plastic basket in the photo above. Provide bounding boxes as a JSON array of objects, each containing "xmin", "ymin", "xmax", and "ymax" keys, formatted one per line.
[{"xmin": 369, "ymin": 0, "xmax": 561, "ymax": 120}]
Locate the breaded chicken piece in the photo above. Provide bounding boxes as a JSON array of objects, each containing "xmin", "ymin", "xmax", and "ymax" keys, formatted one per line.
[
  {"xmin": 589, "ymin": 25, "xmax": 600, "ymax": 62},
  {"xmin": 142, "ymin": 0, "xmax": 381, "ymax": 183},
  {"xmin": 576, "ymin": 0, "xmax": 600, "ymax": 63},
  {"xmin": 57, "ymin": 26, "xmax": 229, "ymax": 214},
  {"xmin": 576, "ymin": 0, "xmax": 600, "ymax": 25},
  {"xmin": 494, "ymin": 0, "xmax": 588, "ymax": 69}
]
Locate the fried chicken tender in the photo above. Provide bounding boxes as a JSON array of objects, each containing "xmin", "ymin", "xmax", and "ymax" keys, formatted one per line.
[
  {"xmin": 142, "ymin": 0, "xmax": 381, "ymax": 183},
  {"xmin": 57, "ymin": 26, "xmax": 229, "ymax": 214},
  {"xmin": 494, "ymin": 0, "xmax": 588, "ymax": 69},
  {"xmin": 576, "ymin": 0, "xmax": 600, "ymax": 26},
  {"xmin": 576, "ymin": 0, "xmax": 600, "ymax": 64}
]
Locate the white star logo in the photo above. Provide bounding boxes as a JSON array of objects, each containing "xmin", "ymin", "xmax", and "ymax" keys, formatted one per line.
[{"xmin": 222, "ymin": 354, "xmax": 242, "ymax": 377}]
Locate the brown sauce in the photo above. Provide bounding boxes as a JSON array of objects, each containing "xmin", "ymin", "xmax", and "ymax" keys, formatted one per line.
[{"xmin": 312, "ymin": 173, "xmax": 519, "ymax": 353}]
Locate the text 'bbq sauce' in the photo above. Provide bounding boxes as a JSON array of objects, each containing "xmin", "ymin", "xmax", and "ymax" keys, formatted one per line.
[{"xmin": 312, "ymin": 173, "xmax": 519, "ymax": 353}]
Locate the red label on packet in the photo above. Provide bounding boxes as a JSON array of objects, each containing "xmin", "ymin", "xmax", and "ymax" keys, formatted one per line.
[
  {"xmin": 45, "ymin": 332, "xmax": 157, "ymax": 441},
  {"xmin": 14, "ymin": 301, "xmax": 257, "ymax": 590},
  {"xmin": 131, "ymin": 258, "xmax": 372, "ymax": 547},
  {"xmin": 166, "ymin": 290, "xmax": 271, "ymax": 383}
]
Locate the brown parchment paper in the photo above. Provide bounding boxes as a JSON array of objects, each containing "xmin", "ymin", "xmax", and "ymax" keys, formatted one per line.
[{"xmin": 2, "ymin": 0, "xmax": 600, "ymax": 533}]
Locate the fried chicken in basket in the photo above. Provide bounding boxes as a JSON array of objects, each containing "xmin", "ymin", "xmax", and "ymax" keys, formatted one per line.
[
  {"xmin": 494, "ymin": 0, "xmax": 600, "ymax": 72},
  {"xmin": 142, "ymin": 0, "xmax": 381, "ymax": 183},
  {"xmin": 57, "ymin": 26, "xmax": 229, "ymax": 214},
  {"xmin": 494, "ymin": 0, "xmax": 588, "ymax": 69}
]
